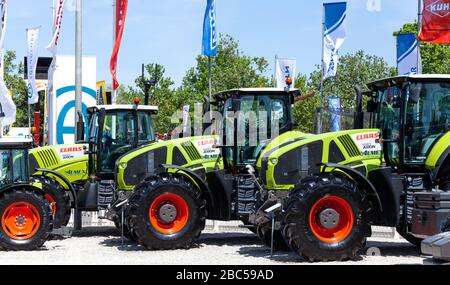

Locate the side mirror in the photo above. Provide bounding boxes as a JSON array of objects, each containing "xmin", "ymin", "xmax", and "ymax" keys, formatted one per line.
[
  {"xmin": 367, "ymin": 100, "xmax": 377, "ymax": 113},
  {"xmin": 203, "ymin": 96, "xmax": 211, "ymax": 115}
]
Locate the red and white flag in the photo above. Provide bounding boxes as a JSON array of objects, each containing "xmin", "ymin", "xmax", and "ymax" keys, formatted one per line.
[
  {"xmin": 46, "ymin": 0, "xmax": 65, "ymax": 55},
  {"xmin": 110, "ymin": 0, "xmax": 128, "ymax": 91},
  {"xmin": 419, "ymin": 0, "xmax": 450, "ymax": 44}
]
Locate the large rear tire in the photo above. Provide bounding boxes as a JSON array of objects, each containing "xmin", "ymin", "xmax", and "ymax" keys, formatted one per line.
[
  {"xmin": 113, "ymin": 215, "xmax": 138, "ymax": 242},
  {"xmin": 127, "ymin": 173, "xmax": 206, "ymax": 250},
  {"xmin": 32, "ymin": 176, "xmax": 71, "ymax": 229},
  {"xmin": 282, "ymin": 174, "xmax": 369, "ymax": 262},
  {"xmin": 0, "ymin": 190, "xmax": 53, "ymax": 251}
]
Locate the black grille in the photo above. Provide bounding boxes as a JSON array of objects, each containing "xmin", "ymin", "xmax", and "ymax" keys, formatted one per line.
[
  {"xmin": 36, "ymin": 149, "xmax": 59, "ymax": 168},
  {"xmin": 338, "ymin": 135, "xmax": 361, "ymax": 157},
  {"xmin": 181, "ymin": 141, "xmax": 202, "ymax": 161},
  {"xmin": 124, "ymin": 147, "xmax": 167, "ymax": 185},
  {"xmin": 274, "ymin": 141, "xmax": 324, "ymax": 185}
]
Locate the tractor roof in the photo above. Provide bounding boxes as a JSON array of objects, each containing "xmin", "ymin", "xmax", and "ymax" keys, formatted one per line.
[
  {"xmin": 368, "ymin": 74, "xmax": 450, "ymax": 90},
  {"xmin": 0, "ymin": 137, "xmax": 33, "ymax": 148},
  {"xmin": 214, "ymin": 88, "xmax": 300, "ymax": 101},
  {"xmin": 88, "ymin": 105, "xmax": 158, "ymax": 114}
]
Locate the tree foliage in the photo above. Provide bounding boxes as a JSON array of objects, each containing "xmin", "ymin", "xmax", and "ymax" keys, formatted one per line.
[{"xmin": 3, "ymin": 50, "xmax": 28, "ymax": 127}]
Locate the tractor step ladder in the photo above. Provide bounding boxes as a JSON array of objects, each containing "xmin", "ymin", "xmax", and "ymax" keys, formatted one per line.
[{"xmin": 422, "ymin": 232, "xmax": 450, "ymax": 262}]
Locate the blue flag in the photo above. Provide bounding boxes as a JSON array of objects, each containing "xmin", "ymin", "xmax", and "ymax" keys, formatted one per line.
[
  {"xmin": 202, "ymin": 0, "xmax": 217, "ymax": 57},
  {"xmin": 397, "ymin": 33, "xmax": 421, "ymax": 75},
  {"xmin": 323, "ymin": 2, "xmax": 347, "ymax": 80},
  {"xmin": 328, "ymin": 96, "xmax": 341, "ymax": 132}
]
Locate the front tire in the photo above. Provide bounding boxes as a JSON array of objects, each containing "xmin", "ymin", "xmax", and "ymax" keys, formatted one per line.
[
  {"xmin": 32, "ymin": 176, "xmax": 71, "ymax": 229},
  {"xmin": 0, "ymin": 190, "xmax": 53, "ymax": 251},
  {"xmin": 282, "ymin": 174, "xmax": 369, "ymax": 262},
  {"xmin": 127, "ymin": 173, "xmax": 206, "ymax": 250}
]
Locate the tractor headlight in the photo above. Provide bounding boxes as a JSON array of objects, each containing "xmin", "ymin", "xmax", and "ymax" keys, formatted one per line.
[{"xmin": 270, "ymin": 158, "xmax": 279, "ymax": 165}]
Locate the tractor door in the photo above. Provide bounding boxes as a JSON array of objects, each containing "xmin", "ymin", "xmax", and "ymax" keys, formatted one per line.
[
  {"xmin": 89, "ymin": 109, "xmax": 155, "ymax": 178},
  {"xmin": 404, "ymin": 82, "xmax": 450, "ymax": 164},
  {"xmin": 223, "ymin": 94, "xmax": 291, "ymax": 168}
]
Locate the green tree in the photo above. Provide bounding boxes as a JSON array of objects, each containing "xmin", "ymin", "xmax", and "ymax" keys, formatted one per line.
[
  {"xmin": 178, "ymin": 34, "xmax": 272, "ymax": 104},
  {"xmin": 394, "ymin": 22, "xmax": 450, "ymax": 74},
  {"xmin": 3, "ymin": 50, "xmax": 28, "ymax": 127},
  {"xmin": 294, "ymin": 51, "xmax": 395, "ymax": 133},
  {"xmin": 117, "ymin": 64, "xmax": 178, "ymax": 133}
]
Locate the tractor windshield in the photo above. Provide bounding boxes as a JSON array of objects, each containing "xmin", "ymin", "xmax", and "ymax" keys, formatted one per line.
[{"xmin": 405, "ymin": 82, "xmax": 450, "ymax": 163}]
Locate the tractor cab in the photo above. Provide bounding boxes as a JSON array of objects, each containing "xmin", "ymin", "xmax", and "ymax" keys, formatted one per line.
[
  {"xmin": 87, "ymin": 104, "xmax": 158, "ymax": 179},
  {"xmin": 0, "ymin": 138, "xmax": 33, "ymax": 189},
  {"xmin": 214, "ymin": 88, "xmax": 299, "ymax": 170},
  {"xmin": 367, "ymin": 75, "xmax": 450, "ymax": 171}
]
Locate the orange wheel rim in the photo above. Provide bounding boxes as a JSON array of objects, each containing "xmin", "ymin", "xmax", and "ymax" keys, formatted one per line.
[
  {"xmin": 309, "ymin": 196, "xmax": 354, "ymax": 244},
  {"xmin": 44, "ymin": 194, "xmax": 57, "ymax": 216},
  {"xmin": 149, "ymin": 193, "xmax": 189, "ymax": 235},
  {"xmin": 1, "ymin": 202, "xmax": 41, "ymax": 240}
]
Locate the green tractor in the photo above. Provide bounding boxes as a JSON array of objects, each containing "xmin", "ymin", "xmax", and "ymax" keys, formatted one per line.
[
  {"xmin": 107, "ymin": 75, "xmax": 448, "ymax": 262},
  {"xmin": 28, "ymin": 103, "xmax": 158, "ymax": 230},
  {"xmin": 0, "ymin": 138, "xmax": 53, "ymax": 251}
]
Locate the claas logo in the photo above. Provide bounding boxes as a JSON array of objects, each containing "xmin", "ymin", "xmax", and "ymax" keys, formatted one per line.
[{"xmin": 60, "ymin": 147, "xmax": 84, "ymax": 153}]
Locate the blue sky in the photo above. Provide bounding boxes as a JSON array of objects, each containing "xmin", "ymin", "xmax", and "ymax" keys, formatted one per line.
[{"xmin": 6, "ymin": 0, "xmax": 418, "ymax": 88}]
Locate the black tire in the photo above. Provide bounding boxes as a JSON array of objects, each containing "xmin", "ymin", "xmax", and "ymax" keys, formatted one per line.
[
  {"xmin": 257, "ymin": 224, "xmax": 290, "ymax": 252},
  {"xmin": 396, "ymin": 226, "xmax": 422, "ymax": 247},
  {"xmin": 0, "ymin": 189, "xmax": 53, "ymax": 251},
  {"xmin": 113, "ymin": 215, "xmax": 138, "ymax": 242},
  {"xmin": 32, "ymin": 176, "xmax": 71, "ymax": 229},
  {"xmin": 282, "ymin": 174, "xmax": 369, "ymax": 262},
  {"xmin": 127, "ymin": 173, "xmax": 206, "ymax": 250}
]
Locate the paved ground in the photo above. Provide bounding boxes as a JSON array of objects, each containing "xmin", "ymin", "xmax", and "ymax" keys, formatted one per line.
[{"xmin": 0, "ymin": 227, "xmax": 442, "ymax": 265}]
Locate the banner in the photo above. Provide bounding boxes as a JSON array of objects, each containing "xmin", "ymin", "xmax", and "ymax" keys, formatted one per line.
[
  {"xmin": 419, "ymin": 0, "xmax": 450, "ymax": 44},
  {"xmin": 275, "ymin": 58, "xmax": 296, "ymax": 89},
  {"xmin": 397, "ymin": 33, "xmax": 422, "ymax": 75},
  {"xmin": 49, "ymin": 56, "xmax": 97, "ymax": 145},
  {"xmin": 323, "ymin": 2, "xmax": 347, "ymax": 80},
  {"xmin": 110, "ymin": 0, "xmax": 128, "ymax": 91},
  {"xmin": 27, "ymin": 27, "xmax": 40, "ymax": 105},
  {"xmin": 182, "ymin": 104, "xmax": 190, "ymax": 133},
  {"xmin": 328, "ymin": 96, "xmax": 341, "ymax": 132},
  {"xmin": 46, "ymin": 0, "xmax": 65, "ymax": 55},
  {"xmin": 96, "ymin": 80, "xmax": 107, "ymax": 105},
  {"xmin": 202, "ymin": 0, "xmax": 217, "ymax": 57}
]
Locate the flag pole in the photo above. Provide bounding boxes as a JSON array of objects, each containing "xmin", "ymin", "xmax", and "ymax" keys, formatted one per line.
[
  {"xmin": 318, "ymin": 2, "xmax": 325, "ymax": 134},
  {"xmin": 112, "ymin": 0, "xmax": 117, "ymax": 104},
  {"xmin": 417, "ymin": 0, "xmax": 422, "ymax": 74},
  {"xmin": 75, "ymin": 0, "xmax": 83, "ymax": 141},
  {"xmin": 0, "ymin": 1, "xmax": 4, "ymax": 138},
  {"xmin": 208, "ymin": 56, "xmax": 212, "ymax": 103},
  {"xmin": 274, "ymin": 55, "xmax": 278, "ymax": 87}
]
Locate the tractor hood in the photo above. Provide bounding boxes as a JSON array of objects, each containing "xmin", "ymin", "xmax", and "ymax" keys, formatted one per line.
[
  {"xmin": 259, "ymin": 129, "xmax": 383, "ymax": 191},
  {"xmin": 29, "ymin": 144, "xmax": 89, "ymax": 184}
]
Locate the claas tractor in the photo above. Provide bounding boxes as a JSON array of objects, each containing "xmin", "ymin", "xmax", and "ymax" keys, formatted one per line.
[
  {"xmin": 0, "ymin": 137, "xmax": 53, "ymax": 251},
  {"xmin": 28, "ymin": 103, "xmax": 158, "ymax": 231},
  {"xmin": 105, "ymin": 75, "xmax": 448, "ymax": 262}
]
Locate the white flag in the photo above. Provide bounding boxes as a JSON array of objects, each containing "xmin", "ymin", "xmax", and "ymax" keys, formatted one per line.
[
  {"xmin": 27, "ymin": 27, "xmax": 40, "ymax": 105},
  {"xmin": 0, "ymin": 76, "xmax": 16, "ymax": 126},
  {"xmin": 47, "ymin": 0, "xmax": 65, "ymax": 55},
  {"xmin": 323, "ymin": 2, "xmax": 347, "ymax": 80},
  {"xmin": 182, "ymin": 104, "xmax": 190, "ymax": 133},
  {"xmin": 275, "ymin": 58, "xmax": 296, "ymax": 89}
]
